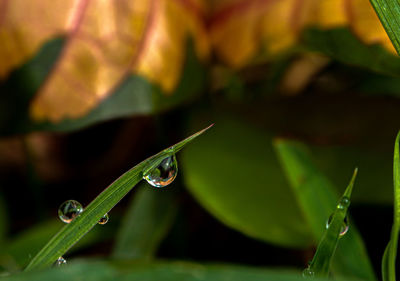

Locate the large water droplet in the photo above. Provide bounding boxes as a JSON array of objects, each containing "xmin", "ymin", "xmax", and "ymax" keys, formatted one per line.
[
  {"xmin": 98, "ymin": 213, "xmax": 109, "ymax": 225},
  {"xmin": 337, "ymin": 196, "xmax": 350, "ymax": 209},
  {"xmin": 326, "ymin": 215, "xmax": 349, "ymax": 237},
  {"xmin": 143, "ymin": 155, "xmax": 178, "ymax": 188},
  {"xmin": 302, "ymin": 267, "xmax": 314, "ymax": 278},
  {"xmin": 58, "ymin": 200, "xmax": 83, "ymax": 223},
  {"xmin": 55, "ymin": 257, "xmax": 67, "ymax": 267}
]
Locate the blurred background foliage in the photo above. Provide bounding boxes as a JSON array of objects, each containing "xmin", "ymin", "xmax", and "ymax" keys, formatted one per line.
[{"xmin": 0, "ymin": 0, "xmax": 399, "ymax": 279}]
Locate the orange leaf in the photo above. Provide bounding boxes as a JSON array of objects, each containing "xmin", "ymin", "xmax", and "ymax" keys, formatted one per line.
[
  {"xmin": 209, "ymin": 0, "xmax": 393, "ymax": 67},
  {"xmin": 0, "ymin": 0, "xmax": 208, "ymax": 122}
]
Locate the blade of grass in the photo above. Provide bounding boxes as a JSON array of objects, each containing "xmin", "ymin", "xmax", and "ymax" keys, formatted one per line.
[
  {"xmin": 274, "ymin": 140, "xmax": 376, "ymax": 280},
  {"xmin": 24, "ymin": 125, "xmax": 213, "ymax": 271},
  {"xmin": 112, "ymin": 185, "xmax": 178, "ymax": 259},
  {"xmin": 305, "ymin": 169, "xmax": 356, "ymax": 277},
  {"xmin": 381, "ymin": 131, "xmax": 400, "ymax": 281},
  {"xmin": 369, "ymin": 0, "xmax": 400, "ymax": 55},
  {"xmin": 0, "ymin": 192, "xmax": 8, "ymax": 247}
]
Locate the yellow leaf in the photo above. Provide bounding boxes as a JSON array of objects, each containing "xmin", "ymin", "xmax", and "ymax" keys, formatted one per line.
[{"xmin": 4, "ymin": 0, "xmax": 208, "ymax": 122}]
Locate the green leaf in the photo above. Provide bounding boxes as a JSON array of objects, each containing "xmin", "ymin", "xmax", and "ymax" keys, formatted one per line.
[
  {"xmin": 182, "ymin": 115, "xmax": 311, "ymax": 248},
  {"xmin": 382, "ymin": 131, "xmax": 400, "ymax": 281},
  {"xmin": 24, "ymin": 125, "xmax": 212, "ymax": 271},
  {"xmin": 274, "ymin": 140, "xmax": 376, "ymax": 280},
  {"xmin": 369, "ymin": 0, "xmax": 400, "ymax": 55},
  {"xmin": 1, "ymin": 260, "xmax": 362, "ymax": 281},
  {"xmin": 113, "ymin": 185, "xmax": 178, "ymax": 259},
  {"xmin": 303, "ymin": 28, "xmax": 400, "ymax": 76}
]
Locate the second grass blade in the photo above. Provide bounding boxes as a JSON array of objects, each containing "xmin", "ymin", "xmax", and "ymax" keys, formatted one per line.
[{"xmin": 274, "ymin": 139, "xmax": 376, "ymax": 281}]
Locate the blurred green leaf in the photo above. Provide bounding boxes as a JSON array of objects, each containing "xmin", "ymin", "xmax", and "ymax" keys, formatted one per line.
[
  {"xmin": 113, "ymin": 185, "xmax": 178, "ymax": 260},
  {"xmin": 274, "ymin": 140, "xmax": 376, "ymax": 280},
  {"xmin": 303, "ymin": 28, "xmax": 400, "ymax": 76},
  {"xmin": 1, "ymin": 260, "xmax": 362, "ymax": 281},
  {"xmin": 369, "ymin": 0, "xmax": 400, "ymax": 54},
  {"xmin": 0, "ymin": 39, "xmax": 205, "ymax": 135},
  {"xmin": 382, "ymin": 131, "xmax": 400, "ymax": 281},
  {"xmin": 25, "ymin": 125, "xmax": 211, "ymax": 271},
  {"xmin": 0, "ymin": 219, "xmax": 117, "ymax": 271},
  {"xmin": 182, "ymin": 115, "xmax": 311, "ymax": 248}
]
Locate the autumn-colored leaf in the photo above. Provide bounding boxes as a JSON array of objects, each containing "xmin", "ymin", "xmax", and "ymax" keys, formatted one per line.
[
  {"xmin": 209, "ymin": 0, "xmax": 394, "ymax": 68},
  {"xmin": 0, "ymin": 0, "xmax": 208, "ymax": 122},
  {"xmin": 0, "ymin": 0, "xmax": 395, "ymax": 123}
]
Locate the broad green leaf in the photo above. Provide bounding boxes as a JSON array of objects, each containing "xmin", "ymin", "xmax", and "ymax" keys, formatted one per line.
[
  {"xmin": 24, "ymin": 125, "xmax": 212, "ymax": 271},
  {"xmin": 302, "ymin": 28, "xmax": 400, "ymax": 77},
  {"xmin": 304, "ymin": 169, "xmax": 356, "ymax": 278},
  {"xmin": 382, "ymin": 131, "xmax": 400, "ymax": 281},
  {"xmin": 182, "ymin": 115, "xmax": 311, "ymax": 248},
  {"xmin": 113, "ymin": 185, "xmax": 178, "ymax": 259},
  {"xmin": 274, "ymin": 140, "xmax": 376, "ymax": 280},
  {"xmin": 1, "ymin": 260, "xmax": 362, "ymax": 281},
  {"xmin": 0, "ymin": 219, "xmax": 117, "ymax": 271},
  {"xmin": 369, "ymin": 0, "xmax": 400, "ymax": 54}
]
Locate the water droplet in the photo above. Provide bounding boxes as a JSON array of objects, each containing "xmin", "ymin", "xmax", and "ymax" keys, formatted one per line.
[
  {"xmin": 58, "ymin": 200, "xmax": 83, "ymax": 223},
  {"xmin": 326, "ymin": 215, "xmax": 349, "ymax": 237},
  {"xmin": 302, "ymin": 267, "xmax": 314, "ymax": 278},
  {"xmin": 337, "ymin": 196, "xmax": 350, "ymax": 209},
  {"xmin": 143, "ymin": 155, "xmax": 178, "ymax": 188},
  {"xmin": 98, "ymin": 213, "xmax": 109, "ymax": 225},
  {"xmin": 55, "ymin": 257, "xmax": 67, "ymax": 267}
]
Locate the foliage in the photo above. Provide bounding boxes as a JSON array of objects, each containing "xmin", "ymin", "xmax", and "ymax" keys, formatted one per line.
[{"xmin": 1, "ymin": 0, "xmax": 400, "ymax": 280}]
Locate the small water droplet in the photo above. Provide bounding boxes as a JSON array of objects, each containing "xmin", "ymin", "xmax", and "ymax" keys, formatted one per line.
[
  {"xmin": 337, "ymin": 196, "xmax": 350, "ymax": 209},
  {"xmin": 98, "ymin": 213, "xmax": 109, "ymax": 225},
  {"xmin": 143, "ymin": 155, "xmax": 178, "ymax": 188},
  {"xmin": 302, "ymin": 267, "xmax": 314, "ymax": 278},
  {"xmin": 326, "ymin": 215, "xmax": 349, "ymax": 237},
  {"xmin": 58, "ymin": 200, "xmax": 83, "ymax": 223},
  {"xmin": 55, "ymin": 257, "xmax": 67, "ymax": 267}
]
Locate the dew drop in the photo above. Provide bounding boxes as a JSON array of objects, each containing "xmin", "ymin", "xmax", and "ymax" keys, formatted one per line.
[
  {"xmin": 143, "ymin": 155, "xmax": 178, "ymax": 188},
  {"xmin": 326, "ymin": 215, "xmax": 349, "ymax": 237},
  {"xmin": 55, "ymin": 257, "xmax": 67, "ymax": 267},
  {"xmin": 58, "ymin": 200, "xmax": 83, "ymax": 223},
  {"xmin": 98, "ymin": 213, "xmax": 109, "ymax": 225},
  {"xmin": 337, "ymin": 196, "xmax": 350, "ymax": 209},
  {"xmin": 302, "ymin": 267, "xmax": 315, "ymax": 278}
]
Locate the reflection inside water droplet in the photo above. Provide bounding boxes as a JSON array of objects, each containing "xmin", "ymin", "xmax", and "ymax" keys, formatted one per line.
[
  {"xmin": 326, "ymin": 214, "xmax": 349, "ymax": 237},
  {"xmin": 55, "ymin": 257, "xmax": 67, "ymax": 267},
  {"xmin": 98, "ymin": 213, "xmax": 109, "ymax": 225},
  {"xmin": 302, "ymin": 267, "xmax": 314, "ymax": 278},
  {"xmin": 143, "ymin": 155, "xmax": 178, "ymax": 188},
  {"xmin": 337, "ymin": 196, "xmax": 350, "ymax": 209},
  {"xmin": 58, "ymin": 200, "xmax": 83, "ymax": 223}
]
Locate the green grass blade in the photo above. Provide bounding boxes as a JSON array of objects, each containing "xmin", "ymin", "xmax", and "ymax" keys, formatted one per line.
[
  {"xmin": 369, "ymin": 0, "xmax": 400, "ymax": 55},
  {"xmin": 274, "ymin": 140, "xmax": 376, "ymax": 280},
  {"xmin": 382, "ymin": 131, "xmax": 400, "ymax": 281},
  {"xmin": 112, "ymin": 186, "xmax": 178, "ymax": 259},
  {"xmin": 305, "ymin": 169, "xmax": 356, "ymax": 278},
  {"xmin": 24, "ymin": 125, "xmax": 212, "ymax": 271}
]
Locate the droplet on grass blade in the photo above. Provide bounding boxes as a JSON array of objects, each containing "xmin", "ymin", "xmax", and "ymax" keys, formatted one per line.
[
  {"xmin": 143, "ymin": 155, "xmax": 178, "ymax": 187},
  {"xmin": 326, "ymin": 215, "xmax": 349, "ymax": 237},
  {"xmin": 58, "ymin": 200, "xmax": 83, "ymax": 223},
  {"xmin": 302, "ymin": 267, "xmax": 315, "ymax": 278},
  {"xmin": 337, "ymin": 196, "xmax": 350, "ymax": 209},
  {"xmin": 55, "ymin": 257, "xmax": 66, "ymax": 267},
  {"xmin": 98, "ymin": 213, "xmax": 109, "ymax": 225}
]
